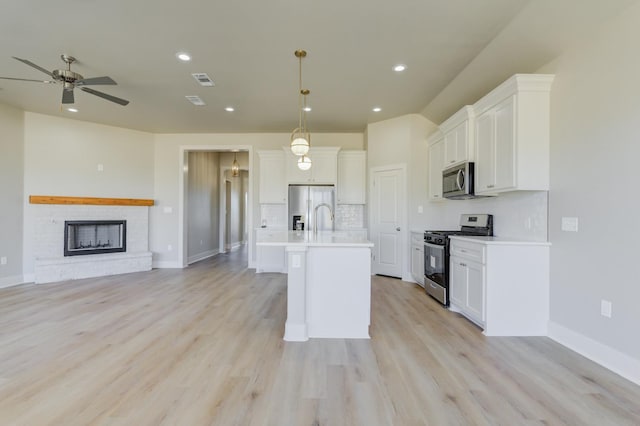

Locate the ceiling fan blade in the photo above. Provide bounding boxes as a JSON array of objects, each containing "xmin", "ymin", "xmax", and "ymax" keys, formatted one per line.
[
  {"xmin": 12, "ymin": 56, "xmax": 54, "ymax": 77},
  {"xmin": 0, "ymin": 76, "xmax": 55, "ymax": 83},
  {"xmin": 75, "ymin": 76, "xmax": 117, "ymax": 86},
  {"xmin": 80, "ymin": 87, "xmax": 129, "ymax": 106},
  {"xmin": 62, "ymin": 89, "xmax": 74, "ymax": 104}
]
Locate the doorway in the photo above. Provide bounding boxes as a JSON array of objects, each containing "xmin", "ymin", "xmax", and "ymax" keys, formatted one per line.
[
  {"xmin": 370, "ymin": 164, "xmax": 406, "ymax": 278},
  {"xmin": 178, "ymin": 146, "xmax": 253, "ymax": 268}
]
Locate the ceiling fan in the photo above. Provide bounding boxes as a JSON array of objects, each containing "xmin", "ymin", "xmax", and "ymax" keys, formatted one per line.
[{"xmin": 0, "ymin": 54, "xmax": 129, "ymax": 106}]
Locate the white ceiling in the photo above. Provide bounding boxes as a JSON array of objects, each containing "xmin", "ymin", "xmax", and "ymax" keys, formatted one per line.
[{"xmin": 0, "ymin": 0, "xmax": 635, "ymax": 133}]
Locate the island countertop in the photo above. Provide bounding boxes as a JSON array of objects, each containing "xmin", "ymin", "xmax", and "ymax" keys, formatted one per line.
[{"xmin": 256, "ymin": 230, "xmax": 373, "ymax": 248}]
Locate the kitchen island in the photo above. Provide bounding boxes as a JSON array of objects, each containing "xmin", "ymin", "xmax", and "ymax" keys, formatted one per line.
[{"xmin": 256, "ymin": 230, "xmax": 373, "ymax": 341}]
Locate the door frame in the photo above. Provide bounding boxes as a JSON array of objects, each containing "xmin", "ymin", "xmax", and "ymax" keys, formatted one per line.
[
  {"xmin": 178, "ymin": 145, "xmax": 253, "ymax": 268},
  {"xmin": 369, "ymin": 163, "xmax": 408, "ymax": 280}
]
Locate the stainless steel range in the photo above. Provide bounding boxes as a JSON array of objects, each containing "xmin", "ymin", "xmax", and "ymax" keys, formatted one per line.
[{"xmin": 423, "ymin": 214, "xmax": 493, "ymax": 306}]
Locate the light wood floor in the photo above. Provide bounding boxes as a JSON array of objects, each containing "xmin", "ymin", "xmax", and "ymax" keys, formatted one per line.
[{"xmin": 1, "ymin": 248, "xmax": 639, "ymax": 425}]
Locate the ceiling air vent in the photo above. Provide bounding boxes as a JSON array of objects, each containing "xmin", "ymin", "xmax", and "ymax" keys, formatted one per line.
[
  {"xmin": 185, "ymin": 95, "xmax": 206, "ymax": 106},
  {"xmin": 192, "ymin": 73, "xmax": 215, "ymax": 87}
]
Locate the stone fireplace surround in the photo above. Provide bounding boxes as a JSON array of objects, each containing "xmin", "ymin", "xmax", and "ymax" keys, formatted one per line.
[{"xmin": 30, "ymin": 196, "xmax": 153, "ymax": 284}]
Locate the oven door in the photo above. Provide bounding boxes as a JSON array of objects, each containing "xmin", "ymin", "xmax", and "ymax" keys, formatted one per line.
[{"xmin": 424, "ymin": 241, "xmax": 448, "ymax": 305}]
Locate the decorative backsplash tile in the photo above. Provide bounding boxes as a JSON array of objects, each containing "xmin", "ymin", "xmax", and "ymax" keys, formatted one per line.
[{"xmin": 335, "ymin": 204, "xmax": 365, "ymax": 230}]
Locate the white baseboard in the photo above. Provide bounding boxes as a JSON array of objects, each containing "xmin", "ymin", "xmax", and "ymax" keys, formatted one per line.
[
  {"xmin": 152, "ymin": 261, "xmax": 183, "ymax": 269},
  {"xmin": 0, "ymin": 274, "xmax": 28, "ymax": 289},
  {"xmin": 23, "ymin": 273, "xmax": 35, "ymax": 283},
  {"xmin": 548, "ymin": 321, "xmax": 640, "ymax": 386},
  {"xmin": 187, "ymin": 249, "xmax": 219, "ymax": 265}
]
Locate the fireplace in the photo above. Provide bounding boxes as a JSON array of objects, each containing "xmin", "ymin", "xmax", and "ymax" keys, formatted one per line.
[{"xmin": 64, "ymin": 220, "xmax": 126, "ymax": 256}]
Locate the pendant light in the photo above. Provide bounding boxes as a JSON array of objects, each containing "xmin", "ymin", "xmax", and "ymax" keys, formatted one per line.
[
  {"xmin": 231, "ymin": 151, "xmax": 240, "ymax": 177},
  {"xmin": 290, "ymin": 50, "xmax": 310, "ymax": 157},
  {"xmin": 297, "ymin": 155, "xmax": 312, "ymax": 171}
]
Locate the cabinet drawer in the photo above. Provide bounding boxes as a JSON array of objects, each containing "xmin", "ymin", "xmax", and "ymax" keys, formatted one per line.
[{"xmin": 450, "ymin": 240, "xmax": 485, "ymax": 264}]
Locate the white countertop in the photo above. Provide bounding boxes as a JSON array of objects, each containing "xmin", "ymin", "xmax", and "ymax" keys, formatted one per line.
[
  {"xmin": 449, "ymin": 235, "xmax": 551, "ymax": 246},
  {"xmin": 256, "ymin": 230, "xmax": 374, "ymax": 248}
]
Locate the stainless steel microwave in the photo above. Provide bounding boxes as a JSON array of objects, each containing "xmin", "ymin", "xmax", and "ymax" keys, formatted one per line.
[{"xmin": 442, "ymin": 162, "xmax": 475, "ymax": 199}]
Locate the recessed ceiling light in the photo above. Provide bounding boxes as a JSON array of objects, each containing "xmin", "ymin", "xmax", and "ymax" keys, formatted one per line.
[
  {"xmin": 176, "ymin": 52, "xmax": 191, "ymax": 62},
  {"xmin": 372, "ymin": 107, "xmax": 382, "ymax": 112},
  {"xmin": 225, "ymin": 107, "xmax": 235, "ymax": 112},
  {"xmin": 303, "ymin": 106, "xmax": 311, "ymax": 112},
  {"xmin": 67, "ymin": 107, "xmax": 78, "ymax": 113},
  {"xmin": 393, "ymin": 64, "xmax": 406, "ymax": 72}
]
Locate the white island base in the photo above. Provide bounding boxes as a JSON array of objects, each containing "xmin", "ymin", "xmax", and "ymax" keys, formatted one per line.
[{"xmin": 257, "ymin": 231, "xmax": 373, "ymax": 342}]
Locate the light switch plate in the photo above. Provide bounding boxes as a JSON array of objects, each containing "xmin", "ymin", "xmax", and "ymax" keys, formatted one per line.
[
  {"xmin": 601, "ymin": 300, "xmax": 612, "ymax": 318},
  {"xmin": 163, "ymin": 206, "xmax": 173, "ymax": 214},
  {"xmin": 561, "ymin": 217, "xmax": 579, "ymax": 232},
  {"xmin": 418, "ymin": 205, "xmax": 423, "ymax": 214},
  {"xmin": 292, "ymin": 254, "xmax": 301, "ymax": 268}
]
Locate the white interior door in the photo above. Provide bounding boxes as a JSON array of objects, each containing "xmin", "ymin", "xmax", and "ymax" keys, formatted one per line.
[{"xmin": 371, "ymin": 166, "xmax": 405, "ymax": 278}]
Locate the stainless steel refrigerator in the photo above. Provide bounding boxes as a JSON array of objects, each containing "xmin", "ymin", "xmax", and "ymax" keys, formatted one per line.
[{"xmin": 288, "ymin": 185, "xmax": 335, "ymax": 232}]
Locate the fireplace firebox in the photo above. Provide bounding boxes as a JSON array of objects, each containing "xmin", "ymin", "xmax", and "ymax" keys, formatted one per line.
[{"xmin": 64, "ymin": 220, "xmax": 126, "ymax": 256}]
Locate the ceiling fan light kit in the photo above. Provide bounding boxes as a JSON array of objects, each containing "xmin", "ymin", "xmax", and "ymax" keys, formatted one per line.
[{"xmin": 0, "ymin": 54, "xmax": 129, "ymax": 106}]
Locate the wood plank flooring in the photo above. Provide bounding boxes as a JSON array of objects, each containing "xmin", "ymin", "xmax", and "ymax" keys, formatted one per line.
[{"xmin": 1, "ymin": 247, "xmax": 639, "ymax": 425}]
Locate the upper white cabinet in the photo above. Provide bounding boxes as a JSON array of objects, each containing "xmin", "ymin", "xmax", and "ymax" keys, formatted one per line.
[
  {"xmin": 285, "ymin": 147, "xmax": 340, "ymax": 184},
  {"xmin": 258, "ymin": 150, "xmax": 286, "ymax": 203},
  {"xmin": 337, "ymin": 151, "xmax": 366, "ymax": 204},
  {"xmin": 427, "ymin": 131, "xmax": 444, "ymax": 202},
  {"xmin": 440, "ymin": 106, "xmax": 475, "ymax": 168},
  {"xmin": 473, "ymin": 74, "xmax": 554, "ymax": 195}
]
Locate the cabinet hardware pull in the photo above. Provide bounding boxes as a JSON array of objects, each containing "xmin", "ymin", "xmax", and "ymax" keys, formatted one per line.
[
  {"xmin": 460, "ymin": 249, "xmax": 467, "ymax": 252},
  {"xmin": 460, "ymin": 263, "xmax": 467, "ymax": 267},
  {"xmin": 487, "ymin": 184, "xmax": 494, "ymax": 188}
]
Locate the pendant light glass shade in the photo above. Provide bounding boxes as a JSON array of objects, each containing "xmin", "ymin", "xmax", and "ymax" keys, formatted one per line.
[
  {"xmin": 290, "ymin": 130, "xmax": 310, "ymax": 156},
  {"xmin": 231, "ymin": 152, "xmax": 240, "ymax": 177},
  {"xmin": 297, "ymin": 155, "xmax": 312, "ymax": 170}
]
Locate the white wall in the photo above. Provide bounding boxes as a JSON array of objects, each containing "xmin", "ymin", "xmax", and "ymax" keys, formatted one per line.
[
  {"xmin": 537, "ymin": 2, "xmax": 640, "ymax": 366},
  {"xmin": 0, "ymin": 104, "xmax": 24, "ymax": 286},
  {"xmin": 22, "ymin": 113, "xmax": 155, "ymax": 276}
]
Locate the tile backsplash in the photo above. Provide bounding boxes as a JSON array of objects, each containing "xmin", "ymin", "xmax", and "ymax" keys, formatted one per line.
[{"xmin": 259, "ymin": 203, "xmax": 365, "ymax": 230}]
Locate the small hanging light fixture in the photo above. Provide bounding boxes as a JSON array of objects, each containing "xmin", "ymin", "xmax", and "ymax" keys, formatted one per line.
[
  {"xmin": 297, "ymin": 155, "xmax": 312, "ymax": 171},
  {"xmin": 231, "ymin": 151, "xmax": 240, "ymax": 177},
  {"xmin": 290, "ymin": 50, "xmax": 310, "ymax": 157}
]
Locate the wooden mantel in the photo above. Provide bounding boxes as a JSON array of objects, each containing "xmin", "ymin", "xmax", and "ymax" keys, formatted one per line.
[{"xmin": 29, "ymin": 195, "xmax": 154, "ymax": 207}]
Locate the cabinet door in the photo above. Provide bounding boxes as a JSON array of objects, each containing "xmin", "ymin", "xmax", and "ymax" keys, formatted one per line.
[
  {"xmin": 411, "ymin": 243, "xmax": 424, "ymax": 285},
  {"xmin": 465, "ymin": 260, "xmax": 485, "ymax": 324},
  {"xmin": 443, "ymin": 130, "xmax": 458, "ymax": 167},
  {"xmin": 449, "ymin": 255, "xmax": 466, "ymax": 308},
  {"xmin": 428, "ymin": 139, "xmax": 444, "ymax": 201},
  {"xmin": 454, "ymin": 123, "xmax": 468, "ymax": 164},
  {"xmin": 311, "ymin": 151, "xmax": 338, "ymax": 184},
  {"xmin": 494, "ymin": 96, "xmax": 516, "ymax": 191},
  {"xmin": 337, "ymin": 151, "xmax": 366, "ymax": 204},
  {"xmin": 475, "ymin": 110, "xmax": 496, "ymax": 193},
  {"xmin": 259, "ymin": 151, "xmax": 286, "ymax": 203}
]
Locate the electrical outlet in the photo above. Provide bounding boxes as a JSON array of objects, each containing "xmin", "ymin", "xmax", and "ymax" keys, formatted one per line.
[
  {"xmin": 0, "ymin": 256, "xmax": 7, "ymax": 265},
  {"xmin": 163, "ymin": 206, "xmax": 173, "ymax": 214},
  {"xmin": 97, "ymin": 164, "xmax": 104, "ymax": 172},
  {"xmin": 561, "ymin": 217, "xmax": 579, "ymax": 232},
  {"xmin": 167, "ymin": 244, "xmax": 173, "ymax": 252},
  {"xmin": 418, "ymin": 205, "xmax": 423, "ymax": 214},
  {"xmin": 601, "ymin": 300, "xmax": 612, "ymax": 318}
]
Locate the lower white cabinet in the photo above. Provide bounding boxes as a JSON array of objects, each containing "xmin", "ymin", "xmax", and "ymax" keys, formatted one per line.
[
  {"xmin": 410, "ymin": 231, "xmax": 424, "ymax": 286},
  {"xmin": 449, "ymin": 236, "xmax": 550, "ymax": 336}
]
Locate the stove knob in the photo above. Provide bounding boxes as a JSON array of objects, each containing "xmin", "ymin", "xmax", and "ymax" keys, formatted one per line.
[{"xmin": 437, "ymin": 238, "xmax": 443, "ymax": 244}]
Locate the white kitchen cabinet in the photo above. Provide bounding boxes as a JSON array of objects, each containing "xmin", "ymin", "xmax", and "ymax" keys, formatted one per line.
[
  {"xmin": 285, "ymin": 147, "xmax": 340, "ymax": 184},
  {"xmin": 337, "ymin": 151, "xmax": 366, "ymax": 204},
  {"xmin": 450, "ymin": 241, "xmax": 486, "ymax": 325},
  {"xmin": 258, "ymin": 150, "xmax": 287, "ymax": 203},
  {"xmin": 255, "ymin": 229, "xmax": 286, "ymax": 273},
  {"xmin": 427, "ymin": 132, "xmax": 444, "ymax": 202},
  {"xmin": 440, "ymin": 106, "xmax": 475, "ymax": 168},
  {"xmin": 473, "ymin": 74, "xmax": 554, "ymax": 195},
  {"xmin": 449, "ymin": 236, "xmax": 550, "ymax": 336},
  {"xmin": 410, "ymin": 231, "xmax": 424, "ymax": 286}
]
